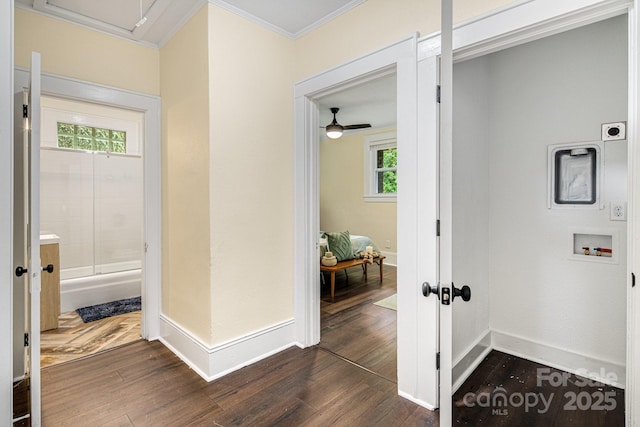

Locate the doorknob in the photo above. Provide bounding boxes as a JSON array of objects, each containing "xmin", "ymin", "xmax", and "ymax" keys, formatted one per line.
[
  {"xmin": 422, "ymin": 282, "xmax": 440, "ymax": 299},
  {"xmin": 435, "ymin": 282, "xmax": 471, "ymax": 305},
  {"xmin": 452, "ymin": 283, "xmax": 471, "ymax": 302},
  {"xmin": 15, "ymin": 265, "xmax": 54, "ymax": 276}
]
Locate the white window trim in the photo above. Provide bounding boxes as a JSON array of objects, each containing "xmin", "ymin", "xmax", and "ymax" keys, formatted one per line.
[{"xmin": 364, "ymin": 131, "xmax": 397, "ymax": 202}]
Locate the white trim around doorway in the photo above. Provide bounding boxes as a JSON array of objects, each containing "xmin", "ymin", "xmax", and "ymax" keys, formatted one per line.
[
  {"xmin": 13, "ymin": 69, "xmax": 162, "ymax": 341},
  {"xmin": 293, "ymin": 34, "xmax": 441, "ymax": 409},
  {"xmin": 1, "ymin": 1, "xmax": 14, "ymax": 424}
]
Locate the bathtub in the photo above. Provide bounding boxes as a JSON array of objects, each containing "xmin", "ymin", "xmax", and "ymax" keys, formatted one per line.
[{"xmin": 60, "ymin": 268, "xmax": 141, "ymax": 312}]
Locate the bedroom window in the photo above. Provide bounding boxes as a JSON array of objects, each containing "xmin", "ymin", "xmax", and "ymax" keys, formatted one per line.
[{"xmin": 364, "ymin": 132, "xmax": 397, "ymax": 202}]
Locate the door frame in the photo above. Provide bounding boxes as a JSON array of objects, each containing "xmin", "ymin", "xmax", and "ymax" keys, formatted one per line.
[
  {"xmin": 293, "ymin": 34, "xmax": 442, "ymax": 408},
  {"xmin": 12, "ymin": 69, "xmax": 162, "ymax": 342},
  {"xmin": 425, "ymin": 0, "xmax": 637, "ymax": 424},
  {"xmin": 1, "ymin": 0, "xmax": 14, "ymax": 424}
]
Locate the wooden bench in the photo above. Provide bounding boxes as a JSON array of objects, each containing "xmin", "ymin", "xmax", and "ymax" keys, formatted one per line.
[{"xmin": 320, "ymin": 256, "xmax": 386, "ymax": 299}]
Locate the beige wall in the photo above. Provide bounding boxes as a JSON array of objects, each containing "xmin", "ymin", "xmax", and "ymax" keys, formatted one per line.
[
  {"xmin": 320, "ymin": 130, "xmax": 397, "ymax": 254},
  {"xmin": 160, "ymin": 6, "xmax": 212, "ymax": 342},
  {"xmin": 208, "ymin": 4, "xmax": 295, "ymax": 344},
  {"xmin": 293, "ymin": 0, "xmax": 512, "ymax": 80},
  {"xmin": 14, "ymin": 0, "xmax": 517, "ymax": 348},
  {"xmin": 14, "ymin": 8, "xmax": 160, "ymax": 95}
]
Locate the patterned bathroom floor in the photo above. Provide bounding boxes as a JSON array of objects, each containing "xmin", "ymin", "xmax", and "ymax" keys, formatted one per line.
[{"xmin": 40, "ymin": 309, "xmax": 141, "ymax": 369}]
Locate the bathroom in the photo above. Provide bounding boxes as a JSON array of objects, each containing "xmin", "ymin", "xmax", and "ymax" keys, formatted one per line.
[{"xmin": 39, "ymin": 95, "xmax": 143, "ymax": 331}]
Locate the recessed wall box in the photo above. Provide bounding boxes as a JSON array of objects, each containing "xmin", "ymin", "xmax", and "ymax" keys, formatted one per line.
[
  {"xmin": 569, "ymin": 228, "xmax": 618, "ymax": 264},
  {"xmin": 548, "ymin": 142, "xmax": 603, "ymax": 209},
  {"xmin": 602, "ymin": 122, "xmax": 626, "ymax": 141}
]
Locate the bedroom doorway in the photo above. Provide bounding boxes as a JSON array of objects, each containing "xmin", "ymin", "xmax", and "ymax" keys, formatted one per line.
[
  {"xmin": 315, "ymin": 73, "xmax": 398, "ymax": 381},
  {"xmin": 294, "ymin": 34, "xmax": 439, "ymax": 408}
]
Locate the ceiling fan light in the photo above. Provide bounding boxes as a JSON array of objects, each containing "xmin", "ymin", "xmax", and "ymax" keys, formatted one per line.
[{"xmin": 326, "ymin": 124, "xmax": 343, "ymax": 139}]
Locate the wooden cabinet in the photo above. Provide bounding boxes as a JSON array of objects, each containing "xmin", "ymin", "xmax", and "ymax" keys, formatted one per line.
[{"xmin": 40, "ymin": 242, "xmax": 60, "ymax": 331}]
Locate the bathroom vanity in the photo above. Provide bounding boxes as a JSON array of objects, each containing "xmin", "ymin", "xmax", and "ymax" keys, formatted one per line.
[{"xmin": 40, "ymin": 234, "xmax": 60, "ymax": 331}]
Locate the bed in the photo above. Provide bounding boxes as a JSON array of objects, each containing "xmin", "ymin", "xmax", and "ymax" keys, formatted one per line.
[
  {"xmin": 319, "ymin": 232, "xmax": 380, "ymax": 259},
  {"xmin": 319, "ymin": 231, "xmax": 385, "ymax": 299}
]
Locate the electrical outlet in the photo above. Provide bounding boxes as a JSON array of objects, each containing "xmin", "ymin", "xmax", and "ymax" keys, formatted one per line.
[
  {"xmin": 610, "ymin": 202, "xmax": 627, "ymax": 221},
  {"xmin": 385, "ymin": 240, "xmax": 391, "ymax": 249}
]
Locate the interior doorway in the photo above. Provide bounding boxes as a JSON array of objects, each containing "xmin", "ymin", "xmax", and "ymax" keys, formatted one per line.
[
  {"xmin": 11, "ymin": 66, "xmax": 161, "ymax": 423},
  {"xmin": 294, "ymin": 34, "xmax": 439, "ymax": 408},
  {"xmin": 448, "ymin": 13, "xmax": 628, "ymax": 423},
  {"xmin": 314, "ymin": 73, "xmax": 399, "ymax": 381},
  {"xmin": 38, "ymin": 95, "xmax": 145, "ymax": 368}
]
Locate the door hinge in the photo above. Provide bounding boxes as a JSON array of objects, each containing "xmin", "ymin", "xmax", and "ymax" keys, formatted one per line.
[
  {"xmin": 633, "ymin": 272, "xmax": 636, "ymax": 288},
  {"xmin": 436, "ymin": 352, "xmax": 440, "ymax": 370},
  {"xmin": 436, "ymin": 219, "xmax": 440, "ymax": 237},
  {"xmin": 436, "ymin": 85, "xmax": 441, "ymax": 103},
  {"xmin": 24, "ymin": 333, "xmax": 29, "ymax": 347},
  {"xmin": 23, "ymin": 104, "xmax": 28, "ymax": 118}
]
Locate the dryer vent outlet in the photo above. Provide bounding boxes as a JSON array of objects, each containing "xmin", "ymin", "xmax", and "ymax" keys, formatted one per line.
[{"xmin": 602, "ymin": 122, "xmax": 626, "ymax": 141}]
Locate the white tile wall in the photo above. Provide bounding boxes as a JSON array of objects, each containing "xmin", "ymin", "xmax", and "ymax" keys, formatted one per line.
[{"xmin": 40, "ymin": 149, "xmax": 142, "ymax": 277}]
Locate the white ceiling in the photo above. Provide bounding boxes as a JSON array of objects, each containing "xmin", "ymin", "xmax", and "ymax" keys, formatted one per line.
[
  {"xmin": 216, "ymin": 0, "xmax": 367, "ymax": 38},
  {"xmin": 317, "ymin": 73, "xmax": 397, "ymax": 139},
  {"xmin": 15, "ymin": 0, "xmax": 395, "ymax": 136},
  {"xmin": 15, "ymin": 0, "xmax": 368, "ymax": 46}
]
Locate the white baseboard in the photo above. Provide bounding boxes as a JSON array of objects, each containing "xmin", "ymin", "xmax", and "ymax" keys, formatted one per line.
[
  {"xmin": 60, "ymin": 269, "xmax": 141, "ymax": 312},
  {"xmin": 380, "ymin": 251, "xmax": 397, "ymax": 266},
  {"xmin": 159, "ymin": 314, "xmax": 296, "ymax": 382},
  {"xmin": 398, "ymin": 390, "xmax": 438, "ymax": 411},
  {"xmin": 452, "ymin": 329, "xmax": 492, "ymax": 393},
  {"xmin": 492, "ymin": 330, "xmax": 626, "ymax": 388},
  {"xmin": 449, "ymin": 329, "xmax": 625, "ymax": 392}
]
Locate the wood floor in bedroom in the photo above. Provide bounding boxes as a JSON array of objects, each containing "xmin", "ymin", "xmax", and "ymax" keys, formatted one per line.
[{"xmin": 320, "ymin": 262, "xmax": 398, "ymax": 382}]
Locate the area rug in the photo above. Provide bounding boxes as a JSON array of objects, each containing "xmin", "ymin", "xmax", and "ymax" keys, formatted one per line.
[
  {"xmin": 373, "ymin": 293, "xmax": 397, "ymax": 311},
  {"xmin": 76, "ymin": 296, "xmax": 141, "ymax": 323}
]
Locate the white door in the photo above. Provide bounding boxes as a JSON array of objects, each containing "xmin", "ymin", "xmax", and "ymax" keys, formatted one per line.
[
  {"xmin": 437, "ymin": 0, "xmax": 456, "ymax": 425},
  {"xmin": 14, "ymin": 51, "xmax": 42, "ymax": 426}
]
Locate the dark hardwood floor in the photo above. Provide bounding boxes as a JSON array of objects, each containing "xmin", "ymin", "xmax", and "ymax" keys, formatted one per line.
[
  {"xmin": 453, "ymin": 350, "xmax": 625, "ymax": 426},
  {"xmin": 12, "ymin": 378, "xmax": 29, "ymax": 426},
  {"xmin": 39, "ymin": 264, "xmax": 420, "ymax": 426},
  {"xmin": 41, "ymin": 340, "xmax": 436, "ymax": 426},
  {"xmin": 35, "ymin": 264, "xmax": 625, "ymax": 426},
  {"xmin": 320, "ymin": 263, "xmax": 398, "ymax": 382}
]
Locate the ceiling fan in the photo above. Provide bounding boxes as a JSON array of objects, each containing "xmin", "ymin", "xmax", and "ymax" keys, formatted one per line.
[{"xmin": 324, "ymin": 107, "xmax": 371, "ymax": 139}]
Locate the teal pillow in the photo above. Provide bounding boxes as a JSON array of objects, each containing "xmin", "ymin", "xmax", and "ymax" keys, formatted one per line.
[{"xmin": 326, "ymin": 230, "xmax": 353, "ymax": 261}]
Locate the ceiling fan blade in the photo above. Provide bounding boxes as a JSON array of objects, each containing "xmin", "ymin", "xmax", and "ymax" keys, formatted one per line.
[{"xmin": 343, "ymin": 124, "xmax": 372, "ymax": 130}]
